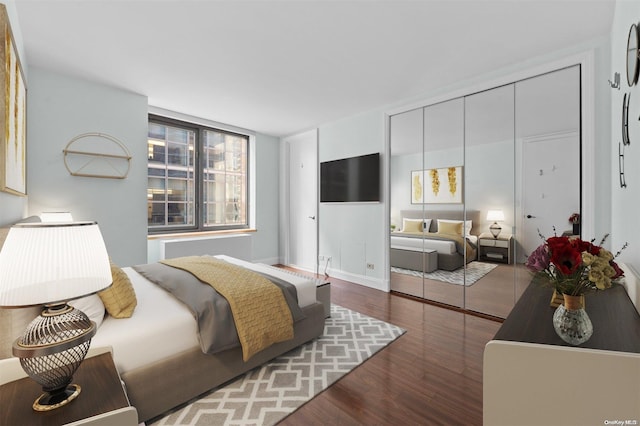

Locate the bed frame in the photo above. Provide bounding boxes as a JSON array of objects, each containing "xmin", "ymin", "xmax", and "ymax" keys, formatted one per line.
[
  {"xmin": 126, "ymin": 301, "xmax": 325, "ymax": 422},
  {"xmin": 0, "ymin": 253, "xmax": 327, "ymax": 424},
  {"xmin": 390, "ymin": 209, "xmax": 480, "ymax": 271}
]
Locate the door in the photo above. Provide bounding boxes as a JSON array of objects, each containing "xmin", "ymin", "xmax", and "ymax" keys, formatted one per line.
[
  {"xmin": 286, "ymin": 129, "xmax": 318, "ymax": 273},
  {"xmin": 521, "ymin": 132, "xmax": 580, "ymax": 259}
]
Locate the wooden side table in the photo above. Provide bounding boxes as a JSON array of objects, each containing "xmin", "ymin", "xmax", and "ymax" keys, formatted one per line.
[
  {"xmin": 0, "ymin": 347, "xmax": 137, "ymax": 426},
  {"xmin": 478, "ymin": 232, "xmax": 513, "ymax": 264}
]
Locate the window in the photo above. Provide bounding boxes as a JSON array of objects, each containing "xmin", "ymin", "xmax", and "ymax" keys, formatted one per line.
[{"xmin": 147, "ymin": 115, "xmax": 249, "ymax": 233}]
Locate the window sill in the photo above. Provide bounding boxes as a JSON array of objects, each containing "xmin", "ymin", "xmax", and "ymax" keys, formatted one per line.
[{"xmin": 147, "ymin": 229, "xmax": 257, "ymax": 240}]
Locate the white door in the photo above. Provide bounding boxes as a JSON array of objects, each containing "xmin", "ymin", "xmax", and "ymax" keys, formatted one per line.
[
  {"xmin": 286, "ymin": 130, "xmax": 318, "ymax": 273},
  {"xmin": 520, "ymin": 132, "xmax": 580, "ymax": 261}
]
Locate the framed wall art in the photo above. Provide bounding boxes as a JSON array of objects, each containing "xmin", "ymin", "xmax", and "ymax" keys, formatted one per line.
[
  {"xmin": 411, "ymin": 166, "xmax": 463, "ymax": 204},
  {"xmin": 0, "ymin": 4, "xmax": 27, "ymax": 196}
]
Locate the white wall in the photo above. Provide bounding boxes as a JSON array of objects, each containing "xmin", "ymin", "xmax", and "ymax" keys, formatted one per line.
[
  {"xmin": 0, "ymin": 0, "xmax": 27, "ymax": 227},
  {"xmin": 26, "ymin": 67, "xmax": 149, "ymax": 266},
  {"xmin": 318, "ymin": 110, "xmax": 387, "ymax": 290},
  {"xmin": 611, "ymin": 0, "xmax": 640, "ymax": 272}
]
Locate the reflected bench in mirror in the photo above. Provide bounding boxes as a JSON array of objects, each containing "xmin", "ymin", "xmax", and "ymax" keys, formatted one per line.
[{"xmin": 390, "ymin": 209, "xmax": 480, "ymax": 272}]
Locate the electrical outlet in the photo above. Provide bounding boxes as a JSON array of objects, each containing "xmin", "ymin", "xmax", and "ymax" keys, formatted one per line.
[
  {"xmin": 318, "ymin": 255, "xmax": 325, "ymax": 261},
  {"xmin": 367, "ymin": 263, "xmax": 375, "ymax": 270}
]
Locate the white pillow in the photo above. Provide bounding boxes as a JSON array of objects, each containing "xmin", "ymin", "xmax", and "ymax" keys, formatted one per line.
[
  {"xmin": 437, "ymin": 219, "xmax": 472, "ymax": 236},
  {"xmin": 401, "ymin": 218, "xmax": 431, "ymax": 233},
  {"xmin": 70, "ymin": 294, "xmax": 106, "ymax": 329}
]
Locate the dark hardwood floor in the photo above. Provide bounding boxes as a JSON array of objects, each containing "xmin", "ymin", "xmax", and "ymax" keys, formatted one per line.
[{"xmin": 279, "ymin": 272, "xmax": 503, "ymax": 425}]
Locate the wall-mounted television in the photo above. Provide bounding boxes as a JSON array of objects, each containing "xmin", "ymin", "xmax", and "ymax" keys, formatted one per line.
[{"xmin": 320, "ymin": 153, "xmax": 380, "ymax": 202}]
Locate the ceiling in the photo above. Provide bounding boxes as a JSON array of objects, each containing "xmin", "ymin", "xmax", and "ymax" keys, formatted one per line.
[{"xmin": 14, "ymin": 0, "xmax": 615, "ymax": 137}]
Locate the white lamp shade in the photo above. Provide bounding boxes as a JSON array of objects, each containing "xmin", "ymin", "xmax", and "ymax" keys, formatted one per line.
[
  {"xmin": 40, "ymin": 212, "xmax": 74, "ymax": 223},
  {"xmin": 486, "ymin": 210, "xmax": 505, "ymax": 222},
  {"xmin": 0, "ymin": 222, "xmax": 112, "ymax": 307}
]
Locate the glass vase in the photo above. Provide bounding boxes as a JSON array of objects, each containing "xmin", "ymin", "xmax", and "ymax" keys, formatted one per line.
[{"xmin": 552, "ymin": 294, "xmax": 593, "ymax": 345}]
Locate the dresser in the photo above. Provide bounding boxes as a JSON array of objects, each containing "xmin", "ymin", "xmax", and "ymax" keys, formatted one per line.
[{"xmin": 484, "ymin": 281, "xmax": 640, "ymax": 425}]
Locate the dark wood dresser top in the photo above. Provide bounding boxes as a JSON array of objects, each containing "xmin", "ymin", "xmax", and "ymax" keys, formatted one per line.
[{"xmin": 493, "ymin": 281, "xmax": 640, "ymax": 353}]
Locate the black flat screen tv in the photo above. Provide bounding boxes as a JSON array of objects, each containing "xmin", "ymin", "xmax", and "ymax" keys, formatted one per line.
[{"xmin": 320, "ymin": 153, "xmax": 380, "ymax": 202}]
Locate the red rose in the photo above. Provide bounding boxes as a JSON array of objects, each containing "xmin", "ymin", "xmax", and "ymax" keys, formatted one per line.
[
  {"xmin": 610, "ymin": 261, "xmax": 624, "ymax": 279},
  {"xmin": 550, "ymin": 244, "xmax": 582, "ymax": 275},
  {"xmin": 547, "ymin": 236, "xmax": 571, "ymax": 251},
  {"xmin": 571, "ymin": 239, "xmax": 600, "ymax": 255}
]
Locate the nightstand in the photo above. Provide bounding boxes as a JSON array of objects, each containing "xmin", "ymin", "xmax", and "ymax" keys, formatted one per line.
[
  {"xmin": 478, "ymin": 232, "xmax": 513, "ymax": 264},
  {"xmin": 0, "ymin": 347, "xmax": 137, "ymax": 426}
]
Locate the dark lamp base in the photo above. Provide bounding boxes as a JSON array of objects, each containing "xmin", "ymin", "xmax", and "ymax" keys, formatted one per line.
[
  {"xmin": 489, "ymin": 222, "xmax": 502, "ymax": 239},
  {"xmin": 33, "ymin": 383, "xmax": 81, "ymax": 411}
]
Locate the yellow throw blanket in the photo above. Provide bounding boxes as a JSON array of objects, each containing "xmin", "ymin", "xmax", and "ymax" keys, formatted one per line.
[{"xmin": 160, "ymin": 256, "xmax": 293, "ymax": 361}]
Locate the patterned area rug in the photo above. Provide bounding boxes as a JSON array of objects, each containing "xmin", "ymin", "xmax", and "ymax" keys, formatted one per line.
[
  {"xmin": 391, "ymin": 261, "xmax": 498, "ymax": 286},
  {"xmin": 150, "ymin": 305, "xmax": 405, "ymax": 426}
]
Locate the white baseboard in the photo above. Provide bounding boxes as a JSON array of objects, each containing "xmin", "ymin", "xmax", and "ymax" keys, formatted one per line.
[
  {"xmin": 254, "ymin": 256, "xmax": 280, "ymax": 266},
  {"xmin": 326, "ymin": 269, "xmax": 388, "ymax": 292},
  {"xmin": 274, "ymin": 262, "xmax": 390, "ymax": 292}
]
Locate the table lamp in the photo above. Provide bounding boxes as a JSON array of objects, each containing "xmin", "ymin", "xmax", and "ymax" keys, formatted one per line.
[
  {"xmin": 0, "ymin": 221, "xmax": 112, "ymax": 411},
  {"xmin": 486, "ymin": 210, "xmax": 505, "ymax": 239},
  {"xmin": 39, "ymin": 211, "xmax": 74, "ymax": 223}
]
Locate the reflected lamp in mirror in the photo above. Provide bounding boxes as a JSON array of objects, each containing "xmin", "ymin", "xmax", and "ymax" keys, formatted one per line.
[
  {"xmin": 0, "ymin": 222, "xmax": 112, "ymax": 411},
  {"xmin": 487, "ymin": 210, "xmax": 505, "ymax": 239}
]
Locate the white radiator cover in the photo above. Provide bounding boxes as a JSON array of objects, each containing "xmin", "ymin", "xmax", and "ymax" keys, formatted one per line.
[{"xmin": 147, "ymin": 234, "xmax": 252, "ymax": 263}]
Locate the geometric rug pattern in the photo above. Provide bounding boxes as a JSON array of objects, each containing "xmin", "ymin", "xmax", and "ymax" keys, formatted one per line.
[
  {"xmin": 391, "ymin": 260, "xmax": 498, "ymax": 286},
  {"xmin": 150, "ymin": 305, "xmax": 405, "ymax": 426}
]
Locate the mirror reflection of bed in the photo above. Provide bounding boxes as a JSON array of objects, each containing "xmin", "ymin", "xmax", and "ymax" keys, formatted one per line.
[
  {"xmin": 389, "ymin": 209, "xmax": 531, "ymax": 318},
  {"xmin": 390, "ymin": 210, "xmax": 473, "ymax": 308}
]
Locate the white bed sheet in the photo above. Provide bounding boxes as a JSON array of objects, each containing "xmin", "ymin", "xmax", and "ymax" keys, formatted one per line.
[
  {"xmin": 91, "ymin": 257, "xmax": 320, "ymax": 374},
  {"xmin": 390, "ymin": 234, "xmax": 477, "ymax": 254},
  {"xmin": 91, "ymin": 267, "xmax": 198, "ymax": 374}
]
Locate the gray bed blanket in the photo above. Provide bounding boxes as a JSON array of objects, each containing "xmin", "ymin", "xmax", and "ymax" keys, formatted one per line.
[{"xmin": 132, "ymin": 262, "xmax": 306, "ymax": 355}]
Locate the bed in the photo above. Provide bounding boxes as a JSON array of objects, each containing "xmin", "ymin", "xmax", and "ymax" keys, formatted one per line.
[
  {"xmin": 0, "ymin": 254, "xmax": 327, "ymax": 423},
  {"xmin": 390, "ymin": 210, "xmax": 480, "ymax": 271}
]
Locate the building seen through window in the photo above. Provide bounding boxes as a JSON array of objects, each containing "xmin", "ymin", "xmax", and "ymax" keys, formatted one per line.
[{"xmin": 147, "ymin": 115, "xmax": 248, "ymax": 233}]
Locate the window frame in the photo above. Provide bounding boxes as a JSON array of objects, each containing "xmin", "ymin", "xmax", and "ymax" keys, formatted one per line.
[{"xmin": 147, "ymin": 113, "xmax": 251, "ymax": 234}]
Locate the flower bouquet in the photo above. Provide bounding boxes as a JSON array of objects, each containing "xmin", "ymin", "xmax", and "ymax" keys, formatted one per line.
[
  {"xmin": 569, "ymin": 213, "xmax": 581, "ymax": 235},
  {"xmin": 526, "ymin": 231, "xmax": 626, "ymax": 345},
  {"xmin": 526, "ymin": 232, "xmax": 624, "ymax": 296},
  {"xmin": 568, "ymin": 213, "xmax": 580, "ymax": 224}
]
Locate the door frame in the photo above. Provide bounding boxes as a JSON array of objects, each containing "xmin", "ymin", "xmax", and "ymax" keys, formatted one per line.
[{"xmin": 281, "ymin": 129, "xmax": 319, "ymax": 274}]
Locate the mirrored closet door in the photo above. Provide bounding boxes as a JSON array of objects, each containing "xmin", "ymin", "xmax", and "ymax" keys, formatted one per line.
[
  {"xmin": 389, "ymin": 65, "xmax": 582, "ymax": 319},
  {"xmin": 422, "ymin": 98, "xmax": 465, "ymax": 308},
  {"xmin": 390, "ymin": 108, "xmax": 426, "ymax": 299},
  {"xmin": 463, "ymin": 84, "xmax": 516, "ymax": 318},
  {"xmin": 514, "ymin": 66, "xmax": 581, "ymax": 300}
]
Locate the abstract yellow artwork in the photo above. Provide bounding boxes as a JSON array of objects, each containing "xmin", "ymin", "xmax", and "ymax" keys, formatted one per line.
[
  {"xmin": 0, "ymin": 5, "xmax": 26, "ymax": 196},
  {"xmin": 411, "ymin": 166, "xmax": 462, "ymax": 204}
]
